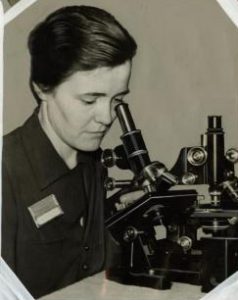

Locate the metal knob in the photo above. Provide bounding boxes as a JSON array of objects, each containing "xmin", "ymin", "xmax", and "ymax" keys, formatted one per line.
[
  {"xmin": 187, "ymin": 147, "xmax": 207, "ymax": 166},
  {"xmin": 226, "ymin": 148, "xmax": 238, "ymax": 164}
]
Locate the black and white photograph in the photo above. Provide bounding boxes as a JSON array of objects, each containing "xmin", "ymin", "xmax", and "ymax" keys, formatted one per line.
[{"xmin": 1, "ymin": 0, "xmax": 238, "ymax": 299}]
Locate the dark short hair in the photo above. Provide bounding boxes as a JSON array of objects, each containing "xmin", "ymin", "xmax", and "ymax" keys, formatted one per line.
[{"xmin": 28, "ymin": 5, "xmax": 137, "ymax": 102}]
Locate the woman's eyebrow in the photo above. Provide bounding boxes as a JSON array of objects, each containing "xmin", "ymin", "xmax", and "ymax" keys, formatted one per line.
[
  {"xmin": 80, "ymin": 92, "xmax": 107, "ymax": 97},
  {"xmin": 78, "ymin": 89, "xmax": 130, "ymax": 98}
]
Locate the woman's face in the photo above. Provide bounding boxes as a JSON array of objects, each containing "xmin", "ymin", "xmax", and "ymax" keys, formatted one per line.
[{"xmin": 39, "ymin": 60, "xmax": 132, "ymax": 152}]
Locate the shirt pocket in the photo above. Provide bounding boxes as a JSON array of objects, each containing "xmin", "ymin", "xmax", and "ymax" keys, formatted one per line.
[
  {"xmin": 28, "ymin": 212, "xmax": 87, "ymax": 246},
  {"xmin": 22, "ymin": 192, "xmax": 86, "ymax": 244},
  {"xmin": 22, "ymin": 214, "xmax": 66, "ymax": 244}
]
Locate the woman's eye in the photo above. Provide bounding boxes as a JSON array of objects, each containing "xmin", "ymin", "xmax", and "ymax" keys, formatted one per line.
[
  {"xmin": 82, "ymin": 100, "xmax": 95, "ymax": 105},
  {"xmin": 80, "ymin": 96, "xmax": 97, "ymax": 105}
]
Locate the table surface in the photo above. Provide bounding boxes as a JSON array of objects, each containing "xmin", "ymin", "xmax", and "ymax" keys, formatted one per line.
[{"xmin": 39, "ymin": 272, "xmax": 206, "ymax": 300}]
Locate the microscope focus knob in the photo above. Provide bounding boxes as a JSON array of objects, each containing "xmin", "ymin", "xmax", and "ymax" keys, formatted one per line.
[
  {"xmin": 226, "ymin": 148, "xmax": 238, "ymax": 164},
  {"xmin": 187, "ymin": 147, "xmax": 207, "ymax": 166},
  {"xmin": 123, "ymin": 226, "xmax": 144, "ymax": 242},
  {"xmin": 177, "ymin": 236, "xmax": 192, "ymax": 251},
  {"xmin": 182, "ymin": 172, "xmax": 198, "ymax": 185},
  {"xmin": 101, "ymin": 149, "xmax": 117, "ymax": 168},
  {"xmin": 104, "ymin": 177, "xmax": 133, "ymax": 191}
]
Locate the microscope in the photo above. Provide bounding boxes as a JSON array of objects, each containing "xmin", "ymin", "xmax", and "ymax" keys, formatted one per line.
[{"xmin": 102, "ymin": 102, "xmax": 238, "ymax": 292}]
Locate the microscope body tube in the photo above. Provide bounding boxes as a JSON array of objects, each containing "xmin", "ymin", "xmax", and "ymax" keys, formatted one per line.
[
  {"xmin": 115, "ymin": 103, "xmax": 151, "ymax": 176},
  {"xmin": 206, "ymin": 116, "xmax": 225, "ymax": 203},
  {"xmin": 207, "ymin": 116, "xmax": 225, "ymax": 185}
]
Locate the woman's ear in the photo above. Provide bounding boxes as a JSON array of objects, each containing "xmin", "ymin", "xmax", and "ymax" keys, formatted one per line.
[{"xmin": 32, "ymin": 82, "xmax": 48, "ymax": 101}]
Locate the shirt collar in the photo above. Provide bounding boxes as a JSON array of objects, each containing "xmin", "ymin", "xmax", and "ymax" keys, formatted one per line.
[{"xmin": 21, "ymin": 109, "xmax": 102, "ymax": 190}]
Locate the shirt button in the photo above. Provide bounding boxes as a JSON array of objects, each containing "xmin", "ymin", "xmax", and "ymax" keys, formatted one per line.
[
  {"xmin": 82, "ymin": 264, "xmax": 88, "ymax": 271},
  {"xmin": 84, "ymin": 245, "xmax": 89, "ymax": 251},
  {"xmin": 79, "ymin": 217, "xmax": 84, "ymax": 227}
]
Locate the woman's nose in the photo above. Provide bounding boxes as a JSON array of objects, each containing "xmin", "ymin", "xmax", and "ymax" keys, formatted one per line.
[{"xmin": 95, "ymin": 99, "xmax": 115, "ymax": 125}]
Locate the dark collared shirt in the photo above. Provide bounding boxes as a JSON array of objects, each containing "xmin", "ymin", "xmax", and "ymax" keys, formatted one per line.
[{"xmin": 2, "ymin": 110, "xmax": 107, "ymax": 298}]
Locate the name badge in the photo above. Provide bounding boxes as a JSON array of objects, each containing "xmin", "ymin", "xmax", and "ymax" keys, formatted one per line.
[{"xmin": 28, "ymin": 194, "xmax": 64, "ymax": 228}]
